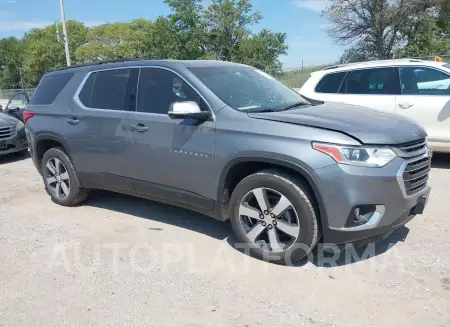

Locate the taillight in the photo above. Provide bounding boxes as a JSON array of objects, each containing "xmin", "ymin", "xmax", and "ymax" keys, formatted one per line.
[{"xmin": 23, "ymin": 110, "xmax": 35, "ymax": 123}]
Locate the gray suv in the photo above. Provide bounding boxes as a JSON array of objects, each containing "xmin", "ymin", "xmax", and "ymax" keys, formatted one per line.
[{"xmin": 25, "ymin": 60, "xmax": 431, "ymax": 264}]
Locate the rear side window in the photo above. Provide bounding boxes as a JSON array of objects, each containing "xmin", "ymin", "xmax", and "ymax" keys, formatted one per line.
[
  {"xmin": 78, "ymin": 68, "xmax": 138, "ymax": 110},
  {"xmin": 315, "ymin": 72, "xmax": 346, "ymax": 93},
  {"xmin": 341, "ymin": 68, "xmax": 399, "ymax": 95},
  {"xmin": 30, "ymin": 73, "xmax": 73, "ymax": 105}
]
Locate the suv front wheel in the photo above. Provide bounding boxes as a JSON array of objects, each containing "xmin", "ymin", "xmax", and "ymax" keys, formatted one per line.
[
  {"xmin": 229, "ymin": 170, "xmax": 319, "ymax": 265},
  {"xmin": 41, "ymin": 148, "xmax": 89, "ymax": 206}
]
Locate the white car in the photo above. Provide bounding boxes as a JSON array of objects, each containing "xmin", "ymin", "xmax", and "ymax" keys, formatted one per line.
[{"xmin": 300, "ymin": 59, "xmax": 450, "ymax": 153}]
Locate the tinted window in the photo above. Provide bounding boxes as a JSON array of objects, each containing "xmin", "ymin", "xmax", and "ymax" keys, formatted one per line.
[
  {"xmin": 444, "ymin": 64, "xmax": 450, "ymax": 69},
  {"xmin": 315, "ymin": 72, "xmax": 346, "ymax": 93},
  {"xmin": 341, "ymin": 68, "xmax": 399, "ymax": 95},
  {"xmin": 137, "ymin": 68, "xmax": 207, "ymax": 114},
  {"xmin": 8, "ymin": 93, "xmax": 28, "ymax": 109},
  {"xmin": 400, "ymin": 67, "xmax": 450, "ymax": 95},
  {"xmin": 79, "ymin": 69, "xmax": 136, "ymax": 110},
  {"xmin": 189, "ymin": 66, "xmax": 309, "ymax": 112},
  {"xmin": 30, "ymin": 73, "xmax": 73, "ymax": 105},
  {"xmin": 78, "ymin": 73, "xmax": 95, "ymax": 107}
]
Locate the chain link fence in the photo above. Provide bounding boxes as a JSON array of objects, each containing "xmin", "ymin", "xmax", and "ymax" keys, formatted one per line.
[{"xmin": 0, "ymin": 88, "xmax": 35, "ymax": 105}]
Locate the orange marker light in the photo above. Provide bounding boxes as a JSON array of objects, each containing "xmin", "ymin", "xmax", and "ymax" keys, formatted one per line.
[{"xmin": 312, "ymin": 143, "xmax": 344, "ymax": 163}]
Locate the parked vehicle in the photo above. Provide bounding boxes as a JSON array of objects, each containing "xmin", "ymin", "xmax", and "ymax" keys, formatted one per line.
[
  {"xmin": 300, "ymin": 59, "xmax": 450, "ymax": 153},
  {"xmin": 25, "ymin": 60, "xmax": 431, "ymax": 264},
  {"xmin": 0, "ymin": 111, "xmax": 28, "ymax": 156},
  {"xmin": 0, "ymin": 91, "xmax": 30, "ymax": 123}
]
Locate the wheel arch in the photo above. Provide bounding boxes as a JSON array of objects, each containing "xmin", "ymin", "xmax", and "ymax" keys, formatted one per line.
[
  {"xmin": 34, "ymin": 133, "xmax": 73, "ymax": 170},
  {"xmin": 218, "ymin": 156, "xmax": 329, "ymax": 227}
]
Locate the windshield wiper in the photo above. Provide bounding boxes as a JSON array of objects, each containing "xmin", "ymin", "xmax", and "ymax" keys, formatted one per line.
[
  {"xmin": 280, "ymin": 102, "xmax": 309, "ymax": 111},
  {"xmin": 244, "ymin": 108, "xmax": 281, "ymax": 113}
]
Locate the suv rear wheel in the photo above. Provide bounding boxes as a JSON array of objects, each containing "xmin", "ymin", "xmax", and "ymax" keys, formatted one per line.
[
  {"xmin": 41, "ymin": 148, "xmax": 89, "ymax": 206},
  {"xmin": 229, "ymin": 169, "xmax": 319, "ymax": 265}
]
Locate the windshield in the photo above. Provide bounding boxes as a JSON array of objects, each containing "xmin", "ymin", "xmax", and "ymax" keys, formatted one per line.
[{"xmin": 188, "ymin": 66, "xmax": 309, "ymax": 112}]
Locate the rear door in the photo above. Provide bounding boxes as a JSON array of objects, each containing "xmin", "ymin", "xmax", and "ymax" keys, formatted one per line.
[
  {"xmin": 396, "ymin": 66, "xmax": 450, "ymax": 145},
  {"xmin": 126, "ymin": 67, "xmax": 216, "ymax": 209},
  {"xmin": 329, "ymin": 67, "xmax": 399, "ymax": 113},
  {"xmin": 67, "ymin": 68, "xmax": 138, "ymax": 191}
]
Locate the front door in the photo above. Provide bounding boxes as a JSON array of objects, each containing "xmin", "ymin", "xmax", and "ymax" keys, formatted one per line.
[
  {"xmin": 127, "ymin": 67, "xmax": 216, "ymax": 210},
  {"xmin": 67, "ymin": 68, "xmax": 139, "ymax": 191},
  {"xmin": 396, "ymin": 66, "xmax": 450, "ymax": 146},
  {"xmin": 4, "ymin": 91, "xmax": 30, "ymax": 121}
]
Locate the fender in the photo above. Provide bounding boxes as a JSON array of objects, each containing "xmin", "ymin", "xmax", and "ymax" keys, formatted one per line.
[
  {"xmin": 34, "ymin": 132, "xmax": 73, "ymax": 165},
  {"xmin": 217, "ymin": 155, "xmax": 330, "ymax": 227}
]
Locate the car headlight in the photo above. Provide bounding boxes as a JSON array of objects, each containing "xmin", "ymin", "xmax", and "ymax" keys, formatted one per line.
[{"xmin": 312, "ymin": 142, "xmax": 397, "ymax": 167}]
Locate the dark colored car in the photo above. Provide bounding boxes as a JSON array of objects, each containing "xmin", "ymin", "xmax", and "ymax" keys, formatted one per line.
[
  {"xmin": 1, "ymin": 91, "xmax": 30, "ymax": 122},
  {"xmin": 24, "ymin": 60, "xmax": 431, "ymax": 264},
  {"xmin": 0, "ymin": 112, "xmax": 28, "ymax": 156}
]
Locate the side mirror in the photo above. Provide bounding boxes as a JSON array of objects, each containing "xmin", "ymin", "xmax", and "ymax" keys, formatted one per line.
[{"xmin": 168, "ymin": 101, "xmax": 211, "ymax": 120}]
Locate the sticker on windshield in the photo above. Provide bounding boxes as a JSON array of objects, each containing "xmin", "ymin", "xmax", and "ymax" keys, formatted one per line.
[{"xmin": 254, "ymin": 69, "xmax": 275, "ymax": 80}]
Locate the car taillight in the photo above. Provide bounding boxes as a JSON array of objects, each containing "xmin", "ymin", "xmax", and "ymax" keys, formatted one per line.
[{"xmin": 23, "ymin": 111, "xmax": 35, "ymax": 123}]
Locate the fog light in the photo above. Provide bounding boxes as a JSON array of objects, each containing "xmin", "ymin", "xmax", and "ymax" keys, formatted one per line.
[{"xmin": 346, "ymin": 205, "xmax": 377, "ymax": 227}]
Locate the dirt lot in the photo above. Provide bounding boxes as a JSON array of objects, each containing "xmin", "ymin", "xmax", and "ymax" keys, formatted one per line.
[{"xmin": 0, "ymin": 153, "xmax": 449, "ymax": 327}]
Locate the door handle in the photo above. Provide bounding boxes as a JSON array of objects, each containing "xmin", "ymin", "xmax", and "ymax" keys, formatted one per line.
[
  {"xmin": 130, "ymin": 124, "xmax": 149, "ymax": 132},
  {"xmin": 398, "ymin": 102, "xmax": 414, "ymax": 109},
  {"xmin": 65, "ymin": 117, "xmax": 79, "ymax": 125}
]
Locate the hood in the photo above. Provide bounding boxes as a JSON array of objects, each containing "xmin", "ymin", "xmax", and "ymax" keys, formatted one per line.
[
  {"xmin": 248, "ymin": 102, "xmax": 427, "ymax": 145},
  {"xmin": 0, "ymin": 112, "xmax": 19, "ymax": 126}
]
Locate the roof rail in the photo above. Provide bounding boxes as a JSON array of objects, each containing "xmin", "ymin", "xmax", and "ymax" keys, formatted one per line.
[
  {"xmin": 323, "ymin": 64, "xmax": 344, "ymax": 70},
  {"xmin": 52, "ymin": 58, "xmax": 142, "ymax": 71}
]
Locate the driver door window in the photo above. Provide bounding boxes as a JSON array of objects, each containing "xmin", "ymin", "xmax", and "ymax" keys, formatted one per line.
[
  {"xmin": 137, "ymin": 68, "xmax": 207, "ymax": 114},
  {"xmin": 400, "ymin": 67, "xmax": 450, "ymax": 95}
]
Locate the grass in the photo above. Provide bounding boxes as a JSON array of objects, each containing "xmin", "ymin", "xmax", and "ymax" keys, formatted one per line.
[{"xmin": 277, "ymin": 64, "xmax": 329, "ymax": 89}]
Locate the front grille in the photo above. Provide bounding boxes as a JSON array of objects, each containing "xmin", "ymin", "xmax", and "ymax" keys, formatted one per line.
[
  {"xmin": 395, "ymin": 138, "xmax": 430, "ymax": 196},
  {"xmin": 0, "ymin": 125, "xmax": 16, "ymax": 140},
  {"xmin": 396, "ymin": 138, "xmax": 427, "ymax": 157}
]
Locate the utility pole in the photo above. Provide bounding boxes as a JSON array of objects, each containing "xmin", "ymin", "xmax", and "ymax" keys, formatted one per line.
[
  {"xmin": 59, "ymin": 0, "xmax": 71, "ymax": 66},
  {"xmin": 18, "ymin": 67, "xmax": 24, "ymax": 90}
]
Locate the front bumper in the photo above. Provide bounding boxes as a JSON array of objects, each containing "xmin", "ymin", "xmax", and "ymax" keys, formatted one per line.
[
  {"xmin": 313, "ymin": 156, "xmax": 431, "ymax": 245},
  {"xmin": 0, "ymin": 128, "xmax": 28, "ymax": 156}
]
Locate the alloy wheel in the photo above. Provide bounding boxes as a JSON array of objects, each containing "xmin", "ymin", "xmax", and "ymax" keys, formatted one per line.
[
  {"xmin": 238, "ymin": 187, "xmax": 300, "ymax": 252},
  {"xmin": 45, "ymin": 157, "xmax": 70, "ymax": 199}
]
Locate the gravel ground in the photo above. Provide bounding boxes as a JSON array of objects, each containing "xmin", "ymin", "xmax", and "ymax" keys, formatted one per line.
[{"xmin": 0, "ymin": 153, "xmax": 449, "ymax": 327}]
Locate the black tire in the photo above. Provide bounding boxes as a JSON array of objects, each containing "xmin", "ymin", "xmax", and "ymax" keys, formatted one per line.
[
  {"xmin": 41, "ymin": 147, "xmax": 89, "ymax": 206},
  {"xmin": 229, "ymin": 169, "xmax": 320, "ymax": 265}
]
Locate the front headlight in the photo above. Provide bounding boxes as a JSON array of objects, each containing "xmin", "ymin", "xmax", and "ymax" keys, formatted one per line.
[{"xmin": 312, "ymin": 142, "xmax": 397, "ymax": 167}]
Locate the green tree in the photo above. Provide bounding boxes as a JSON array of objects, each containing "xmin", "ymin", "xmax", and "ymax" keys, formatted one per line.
[
  {"xmin": 204, "ymin": 0, "xmax": 262, "ymax": 61},
  {"xmin": 163, "ymin": 0, "xmax": 208, "ymax": 59},
  {"xmin": 21, "ymin": 21, "xmax": 88, "ymax": 86},
  {"xmin": 233, "ymin": 29, "xmax": 287, "ymax": 73},
  {"xmin": 0, "ymin": 37, "xmax": 23, "ymax": 89},
  {"xmin": 75, "ymin": 19, "xmax": 153, "ymax": 62},
  {"xmin": 397, "ymin": 0, "xmax": 450, "ymax": 58}
]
